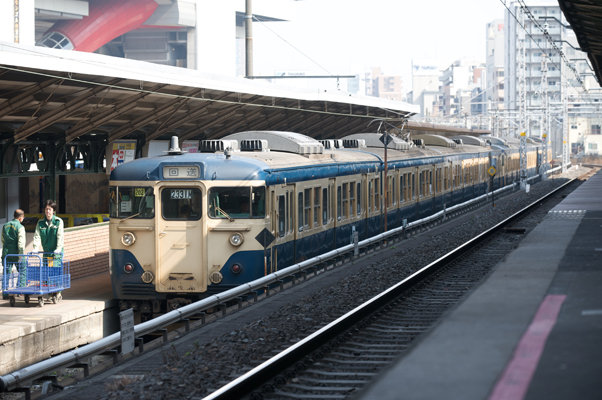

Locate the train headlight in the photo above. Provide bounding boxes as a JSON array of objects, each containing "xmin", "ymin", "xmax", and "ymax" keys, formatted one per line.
[
  {"xmin": 229, "ymin": 232, "xmax": 244, "ymax": 247},
  {"xmin": 122, "ymin": 232, "xmax": 136, "ymax": 246},
  {"xmin": 124, "ymin": 263, "xmax": 135, "ymax": 273}
]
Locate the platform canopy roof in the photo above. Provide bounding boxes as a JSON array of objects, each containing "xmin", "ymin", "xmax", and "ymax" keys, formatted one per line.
[
  {"xmin": 0, "ymin": 43, "xmax": 420, "ymax": 148},
  {"xmin": 558, "ymin": 0, "xmax": 602, "ymax": 84}
]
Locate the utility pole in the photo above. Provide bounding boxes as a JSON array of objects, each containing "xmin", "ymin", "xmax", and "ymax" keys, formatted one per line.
[
  {"xmin": 518, "ymin": 6, "xmax": 528, "ymax": 190},
  {"xmin": 562, "ymin": 80, "xmax": 569, "ymax": 173},
  {"xmin": 541, "ymin": 23, "xmax": 549, "ymax": 180},
  {"xmin": 245, "ymin": 0, "xmax": 253, "ymax": 78}
]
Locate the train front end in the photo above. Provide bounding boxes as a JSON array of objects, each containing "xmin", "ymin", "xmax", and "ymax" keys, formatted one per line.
[{"xmin": 109, "ymin": 152, "xmax": 271, "ymax": 318}]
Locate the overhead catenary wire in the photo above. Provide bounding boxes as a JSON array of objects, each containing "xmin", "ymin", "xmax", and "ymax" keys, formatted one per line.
[{"xmin": 499, "ymin": 0, "xmax": 587, "ymax": 93}]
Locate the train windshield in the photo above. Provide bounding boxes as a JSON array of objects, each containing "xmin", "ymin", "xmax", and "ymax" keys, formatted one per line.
[
  {"xmin": 208, "ymin": 186, "xmax": 265, "ymax": 219},
  {"xmin": 161, "ymin": 188, "xmax": 202, "ymax": 221},
  {"xmin": 109, "ymin": 186, "xmax": 155, "ymax": 219}
]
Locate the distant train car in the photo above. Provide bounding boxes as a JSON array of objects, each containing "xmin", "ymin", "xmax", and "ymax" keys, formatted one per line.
[{"xmin": 109, "ymin": 131, "xmax": 542, "ymax": 319}]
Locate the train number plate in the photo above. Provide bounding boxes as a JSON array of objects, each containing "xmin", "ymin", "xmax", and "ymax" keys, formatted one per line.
[
  {"xmin": 163, "ymin": 165, "xmax": 200, "ymax": 179},
  {"xmin": 170, "ymin": 189, "xmax": 193, "ymax": 200}
]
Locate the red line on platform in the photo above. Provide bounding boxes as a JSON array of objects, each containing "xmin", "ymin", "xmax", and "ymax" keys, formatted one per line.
[{"xmin": 488, "ymin": 294, "xmax": 567, "ymax": 400}]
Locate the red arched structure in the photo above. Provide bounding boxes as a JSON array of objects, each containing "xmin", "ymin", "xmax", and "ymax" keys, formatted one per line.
[{"xmin": 38, "ymin": 0, "xmax": 159, "ymax": 52}]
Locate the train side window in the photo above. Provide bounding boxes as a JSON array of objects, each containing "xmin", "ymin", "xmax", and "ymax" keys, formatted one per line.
[
  {"xmin": 349, "ymin": 182, "xmax": 356, "ymax": 217},
  {"xmin": 443, "ymin": 167, "xmax": 446, "ymax": 190},
  {"xmin": 278, "ymin": 196, "xmax": 286, "ymax": 237},
  {"xmin": 400, "ymin": 175, "xmax": 404, "ymax": 203},
  {"xmin": 314, "ymin": 187, "xmax": 320, "ymax": 227},
  {"xmin": 298, "ymin": 192, "xmax": 303, "ymax": 232},
  {"xmin": 368, "ymin": 181, "xmax": 373, "ymax": 211},
  {"xmin": 392, "ymin": 176, "xmax": 396, "ymax": 205},
  {"xmin": 356, "ymin": 182, "xmax": 361, "ymax": 215},
  {"xmin": 286, "ymin": 192, "xmax": 290, "ymax": 233},
  {"xmin": 304, "ymin": 188, "xmax": 311, "ymax": 229},
  {"xmin": 337, "ymin": 185, "xmax": 342, "ymax": 221},
  {"xmin": 429, "ymin": 171, "xmax": 433, "ymax": 195},
  {"xmin": 342, "ymin": 183, "xmax": 348, "ymax": 219},
  {"xmin": 161, "ymin": 188, "xmax": 201, "ymax": 220},
  {"xmin": 374, "ymin": 178, "xmax": 380, "ymax": 210},
  {"xmin": 322, "ymin": 187, "xmax": 328, "ymax": 224}
]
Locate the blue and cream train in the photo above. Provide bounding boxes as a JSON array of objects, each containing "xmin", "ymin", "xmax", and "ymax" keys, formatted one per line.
[{"xmin": 109, "ymin": 131, "xmax": 548, "ymax": 317}]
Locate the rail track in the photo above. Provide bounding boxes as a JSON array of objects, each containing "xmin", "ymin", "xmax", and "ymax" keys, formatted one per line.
[{"xmin": 201, "ymin": 171, "xmax": 593, "ymax": 400}]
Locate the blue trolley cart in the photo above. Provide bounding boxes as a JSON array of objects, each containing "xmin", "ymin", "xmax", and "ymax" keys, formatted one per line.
[{"xmin": 2, "ymin": 252, "xmax": 70, "ymax": 307}]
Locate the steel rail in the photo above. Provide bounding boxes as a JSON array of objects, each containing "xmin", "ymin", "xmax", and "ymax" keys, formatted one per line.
[
  {"xmin": 202, "ymin": 174, "xmax": 576, "ymax": 400},
  {"xmin": 0, "ymin": 168, "xmax": 562, "ymax": 393}
]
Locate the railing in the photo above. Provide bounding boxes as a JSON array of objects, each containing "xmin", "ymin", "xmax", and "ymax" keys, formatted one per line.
[{"xmin": 0, "ymin": 167, "xmax": 562, "ymax": 393}]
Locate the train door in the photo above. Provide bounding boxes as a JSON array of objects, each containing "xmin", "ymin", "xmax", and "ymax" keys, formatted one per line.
[
  {"xmin": 156, "ymin": 185, "xmax": 204, "ymax": 293},
  {"xmin": 273, "ymin": 185, "xmax": 295, "ymax": 271}
]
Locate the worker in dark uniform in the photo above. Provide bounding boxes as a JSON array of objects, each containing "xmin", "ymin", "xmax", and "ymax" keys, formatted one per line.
[
  {"xmin": 2, "ymin": 209, "xmax": 26, "ymax": 298},
  {"xmin": 33, "ymin": 200, "xmax": 64, "ymax": 263}
]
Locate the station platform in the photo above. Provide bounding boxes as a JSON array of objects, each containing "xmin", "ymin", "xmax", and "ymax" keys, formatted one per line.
[
  {"xmin": 357, "ymin": 169, "xmax": 602, "ymax": 400},
  {"xmin": 0, "ymin": 271, "xmax": 115, "ymax": 376}
]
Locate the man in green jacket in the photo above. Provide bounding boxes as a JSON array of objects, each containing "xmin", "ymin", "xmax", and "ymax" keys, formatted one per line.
[
  {"xmin": 2, "ymin": 209, "xmax": 26, "ymax": 298},
  {"xmin": 33, "ymin": 200, "xmax": 64, "ymax": 262}
]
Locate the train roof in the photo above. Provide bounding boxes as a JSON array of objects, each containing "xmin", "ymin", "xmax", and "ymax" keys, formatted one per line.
[{"xmin": 110, "ymin": 131, "xmax": 535, "ymax": 184}]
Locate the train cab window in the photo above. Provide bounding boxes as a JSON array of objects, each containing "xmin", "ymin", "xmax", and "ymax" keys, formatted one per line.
[
  {"xmin": 251, "ymin": 187, "xmax": 266, "ymax": 218},
  {"xmin": 208, "ymin": 186, "xmax": 264, "ymax": 219},
  {"xmin": 109, "ymin": 186, "xmax": 155, "ymax": 219},
  {"xmin": 161, "ymin": 188, "xmax": 201, "ymax": 220},
  {"xmin": 356, "ymin": 183, "xmax": 361, "ymax": 215},
  {"xmin": 322, "ymin": 187, "xmax": 328, "ymax": 224},
  {"xmin": 368, "ymin": 181, "xmax": 373, "ymax": 211}
]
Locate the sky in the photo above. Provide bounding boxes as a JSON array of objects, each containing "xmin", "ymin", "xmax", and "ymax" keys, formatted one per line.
[{"xmin": 250, "ymin": 0, "xmax": 508, "ymax": 94}]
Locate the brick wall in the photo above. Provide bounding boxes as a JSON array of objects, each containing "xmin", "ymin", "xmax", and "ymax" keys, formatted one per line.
[{"xmin": 64, "ymin": 223, "xmax": 109, "ymax": 280}]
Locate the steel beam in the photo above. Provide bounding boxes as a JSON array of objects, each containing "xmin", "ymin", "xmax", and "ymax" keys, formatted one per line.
[
  {"xmin": 107, "ymin": 89, "xmax": 202, "ymax": 142},
  {"xmin": 0, "ymin": 77, "xmax": 63, "ymax": 119},
  {"xmin": 145, "ymin": 93, "xmax": 237, "ymax": 142},
  {"xmin": 65, "ymin": 84, "xmax": 168, "ymax": 142},
  {"xmin": 183, "ymin": 105, "xmax": 246, "ymax": 141},
  {"xmin": 14, "ymin": 79, "xmax": 122, "ymax": 142}
]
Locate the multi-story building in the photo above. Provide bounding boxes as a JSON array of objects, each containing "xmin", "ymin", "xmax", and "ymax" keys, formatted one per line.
[
  {"xmin": 486, "ymin": 19, "xmax": 505, "ymax": 114},
  {"xmin": 503, "ymin": 0, "xmax": 600, "ymax": 157},
  {"xmin": 368, "ymin": 67, "xmax": 404, "ymax": 102},
  {"xmin": 411, "ymin": 59, "xmax": 442, "ymax": 118},
  {"xmin": 439, "ymin": 59, "xmax": 485, "ymax": 117}
]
